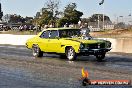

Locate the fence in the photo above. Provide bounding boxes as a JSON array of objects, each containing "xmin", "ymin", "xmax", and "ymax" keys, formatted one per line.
[{"xmin": 88, "ymin": 25, "xmax": 114, "ymax": 32}]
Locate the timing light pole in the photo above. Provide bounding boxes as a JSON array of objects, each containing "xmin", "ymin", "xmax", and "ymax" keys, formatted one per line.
[
  {"xmin": 99, "ymin": 0, "xmax": 104, "ymax": 30},
  {"xmin": 128, "ymin": 13, "xmax": 132, "ymax": 25}
]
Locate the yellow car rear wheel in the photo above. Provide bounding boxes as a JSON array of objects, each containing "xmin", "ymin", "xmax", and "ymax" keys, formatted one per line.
[{"xmin": 66, "ymin": 47, "xmax": 77, "ymax": 61}]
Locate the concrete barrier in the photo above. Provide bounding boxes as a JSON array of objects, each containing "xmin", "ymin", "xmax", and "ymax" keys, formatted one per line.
[
  {"xmin": 0, "ymin": 34, "xmax": 35, "ymax": 45},
  {"xmin": 0, "ymin": 34, "xmax": 125, "ymax": 53}
]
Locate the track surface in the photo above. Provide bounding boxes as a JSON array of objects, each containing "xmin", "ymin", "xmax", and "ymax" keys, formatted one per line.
[{"xmin": 0, "ymin": 45, "xmax": 132, "ymax": 88}]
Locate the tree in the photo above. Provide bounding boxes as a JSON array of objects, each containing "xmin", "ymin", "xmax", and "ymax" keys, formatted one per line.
[
  {"xmin": 37, "ymin": 9, "xmax": 53, "ymax": 26},
  {"xmin": 33, "ymin": 0, "xmax": 61, "ymax": 27},
  {"xmin": 64, "ymin": 3, "xmax": 83, "ymax": 24},
  {"xmin": 0, "ymin": 3, "xmax": 3, "ymax": 20},
  {"xmin": 2, "ymin": 14, "xmax": 11, "ymax": 23},
  {"xmin": 88, "ymin": 14, "xmax": 111, "ymax": 22},
  {"xmin": 58, "ymin": 3, "xmax": 83, "ymax": 27},
  {"xmin": 35, "ymin": 12, "xmax": 41, "ymax": 18},
  {"xmin": 46, "ymin": 0, "xmax": 60, "ymax": 18},
  {"xmin": 3, "ymin": 14, "xmax": 34, "ymax": 24},
  {"xmin": 25, "ymin": 16, "xmax": 33, "ymax": 24},
  {"xmin": 45, "ymin": 0, "xmax": 60, "ymax": 26},
  {"xmin": 115, "ymin": 22, "xmax": 126, "ymax": 29},
  {"xmin": 8, "ymin": 14, "xmax": 25, "ymax": 23},
  {"xmin": 81, "ymin": 18, "xmax": 90, "ymax": 24},
  {"xmin": 57, "ymin": 17, "xmax": 68, "ymax": 27}
]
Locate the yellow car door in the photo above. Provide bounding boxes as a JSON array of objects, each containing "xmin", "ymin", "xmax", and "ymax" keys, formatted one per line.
[
  {"xmin": 38, "ymin": 30, "xmax": 50, "ymax": 52},
  {"xmin": 47, "ymin": 30, "xmax": 61, "ymax": 53}
]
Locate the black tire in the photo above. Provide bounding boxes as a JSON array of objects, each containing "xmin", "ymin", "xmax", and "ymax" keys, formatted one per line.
[
  {"xmin": 82, "ymin": 80, "xmax": 87, "ymax": 86},
  {"xmin": 32, "ymin": 45, "xmax": 43, "ymax": 57},
  {"xmin": 82, "ymin": 78, "xmax": 91, "ymax": 86},
  {"xmin": 66, "ymin": 47, "xmax": 77, "ymax": 61},
  {"xmin": 96, "ymin": 53, "xmax": 105, "ymax": 61}
]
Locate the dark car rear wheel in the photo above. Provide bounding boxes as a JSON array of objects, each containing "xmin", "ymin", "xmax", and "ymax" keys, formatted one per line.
[
  {"xmin": 66, "ymin": 47, "xmax": 77, "ymax": 61},
  {"xmin": 96, "ymin": 53, "xmax": 105, "ymax": 61},
  {"xmin": 32, "ymin": 45, "xmax": 43, "ymax": 57}
]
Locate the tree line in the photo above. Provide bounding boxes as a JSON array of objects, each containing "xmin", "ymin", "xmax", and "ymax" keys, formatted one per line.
[
  {"xmin": 2, "ymin": 0, "xmax": 112, "ymax": 28},
  {"xmin": 33, "ymin": 0, "xmax": 111, "ymax": 28},
  {"xmin": 32, "ymin": 0, "xmax": 84, "ymax": 27}
]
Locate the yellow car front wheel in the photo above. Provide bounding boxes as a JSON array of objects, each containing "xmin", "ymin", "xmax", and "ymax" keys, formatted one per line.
[
  {"xmin": 32, "ymin": 45, "xmax": 43, "ymax": 57},
  {"xmin": 96, "ymin": 53, "xmax": 105, "ymax": 61}
]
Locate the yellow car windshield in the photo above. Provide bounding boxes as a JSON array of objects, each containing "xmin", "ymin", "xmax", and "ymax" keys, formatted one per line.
[{"xmin": 59, "ymin": 29, "xmax": 81, "ymax": 38}]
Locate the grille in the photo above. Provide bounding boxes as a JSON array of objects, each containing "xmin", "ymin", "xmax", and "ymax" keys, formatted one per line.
[{"xmin": 85, "ymin": 43, "xmax": 105, "ymax": 49}]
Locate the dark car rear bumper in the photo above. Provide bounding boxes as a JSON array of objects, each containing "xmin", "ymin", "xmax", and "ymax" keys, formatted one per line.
[{"xmin": 78, "ymin": 48, "xmax": 112, "ymax": 55}]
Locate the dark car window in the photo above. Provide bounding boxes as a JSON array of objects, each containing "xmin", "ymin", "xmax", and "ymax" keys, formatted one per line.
[
  {"xmin": 40, "ymin": 30, "xmax": 50, "ymax": 38},
  {"xmin": 50, "ymin": 30, "xmax": 59, "ymax": 39},
  {"xmin": 59, "ymin": 29, "xmax": 81, "ymax": 38}
]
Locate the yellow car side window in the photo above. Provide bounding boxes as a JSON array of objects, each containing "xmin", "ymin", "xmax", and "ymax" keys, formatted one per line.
[
  {"xmin": 40, "ymin": 31, "xmax": 50, "ymax": 38},
  {"xmin": 50, "ymin": 30, "xmax": 59, "ymax": 39}
]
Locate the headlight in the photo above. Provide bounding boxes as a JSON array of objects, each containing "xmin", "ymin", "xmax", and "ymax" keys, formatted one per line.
[
  {"xmin": 80, "ymin": 43, "xmax": 85, "ymax": 49},
  {"xmin": 106, "ymin": 42, "xmax": 111, "ymax": 48},
  {"xmin": 98, "ymin": 44, "xmax": 100, "ymax": 48}
]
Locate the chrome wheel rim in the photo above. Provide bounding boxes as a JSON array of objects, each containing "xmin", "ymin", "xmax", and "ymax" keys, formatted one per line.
[
  {"xmin": 33, "ymin": 46, "xmax": 39, "ymax": 56},
  {"xmin": 67, "ymin": 48, "xmax": 74, "ymax": 60}
]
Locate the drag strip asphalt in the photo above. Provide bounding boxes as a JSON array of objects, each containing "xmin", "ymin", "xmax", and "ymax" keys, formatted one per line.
[{"xmin": 0, "ymin": 45, "xmax": 132, "ymax": 88}]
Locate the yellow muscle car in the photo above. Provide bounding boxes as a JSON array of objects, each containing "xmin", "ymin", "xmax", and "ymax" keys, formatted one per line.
[{"xmin": 26, "ymin": 28, "xmax": 111, "ymax": 61}]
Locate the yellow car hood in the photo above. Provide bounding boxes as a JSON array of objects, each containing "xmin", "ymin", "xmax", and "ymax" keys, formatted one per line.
[{"xmin": 64, "ymin": 38, "xmax": 105, "ymax": 44}]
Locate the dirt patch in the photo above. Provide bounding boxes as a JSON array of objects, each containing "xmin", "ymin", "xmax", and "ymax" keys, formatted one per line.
[{"xmin": 90, "ymin": 29, "xmax": 132, "ymax": 38}]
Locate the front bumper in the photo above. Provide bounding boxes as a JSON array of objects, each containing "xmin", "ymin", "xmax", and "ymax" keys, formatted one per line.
[{"xmin": 79, "ymin": 48, "xmax": 112, "ymax": 55}]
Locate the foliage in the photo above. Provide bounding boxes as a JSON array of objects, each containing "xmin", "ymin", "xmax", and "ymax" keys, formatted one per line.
[
  {"xmin": 33, "ymin": 0, "xmax": 60, "ymax": 26},
  {"xmin": 81, "ymin": 14, "xmax": 111, "ymax": 24},
  {"xmin": 34, "ymin": 2, "xmax": 83, "ymax": 27},
  {"xmin": 8, "ymin": 14, "xmax": 25, "ymax": 23},
  {"xmin": 25, "ymin": 16, "xmax": 33, "ymax": 24},
  {"xmin": 89, "ymin": 14, "xmax": 111, "ymax": 22},
  {"xmin": 58, "ymin": 3, "xmax": 83, "ymax": 27},
  {"xmin": 81, "ymin": 18, "xmax": 90, "ymax": 24},
  {"xmin": 35, "ymin": 12, "xmax": 41, "ymax": 18},
  {"xmin": 57, "ymin": 17, "xmax": 68, "ymax": 27},
  {"xmin": 3, "ymin": 14, "xmax": 33, "ymax": 24},
  {"xmin": 114, "ymin": 22, "xmax": 126, "ymax": 29},
  {"xmin": 64, "ymin": 3, "xmax": 83, "ymax": 24},
  {"xmin": 39, "ymin": 10, "xmax": 53, "ymax": 26},
  {"xmin": 46, "ymin": 0, "xmax": 60, "ymax": 19}
]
